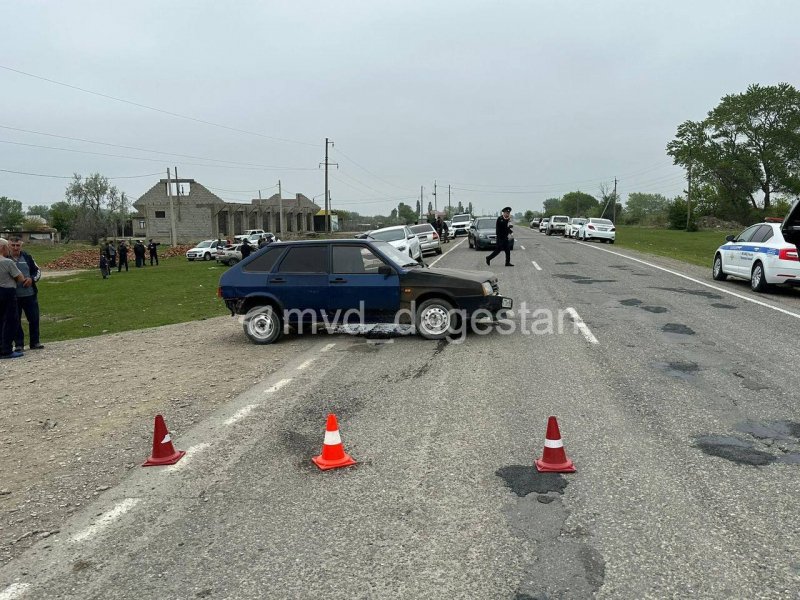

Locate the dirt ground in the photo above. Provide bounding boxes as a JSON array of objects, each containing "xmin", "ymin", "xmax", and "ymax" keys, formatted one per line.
[{"xmin": 0, "ymin": 315, "xmax": 297, "ymax": 567}]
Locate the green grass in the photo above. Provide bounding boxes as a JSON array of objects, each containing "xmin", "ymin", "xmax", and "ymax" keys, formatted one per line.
[
  {"xmin": 612, "ymin": 226, "xmax": 740, "ymax": 268},
  {"xmin": 38, "ymin": 256, "xmax": 229, "ymax": 342}
]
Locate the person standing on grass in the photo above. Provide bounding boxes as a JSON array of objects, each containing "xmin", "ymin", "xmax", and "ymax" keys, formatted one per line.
[
  {"xmin": 133, "ymin": 240, "xmax": 146, "ymax": 268},
  {"xmin": 99, "ymin": 251, "xmax": 110, "ymax": 279},
  {"xmin": 148, "ymin": 239, "xmax": 160, "ymax": 266},
  {"xmin": 118, "ymin": 240, "xmax": 129, "ymax": 272},
  {"xmin": 240, "ymin": 239, "xmax": 253, "ymax": 260},
  {"xmin": 106, "ymin": 240, "xmax": 117, "ymax": 268},
  {"xmin": 9, "ymin": 237, "xmax": 43, "ymax": 351},
  {"xmin": 0, "ymin": 238, "xmax": 26, "ymax": 359}
]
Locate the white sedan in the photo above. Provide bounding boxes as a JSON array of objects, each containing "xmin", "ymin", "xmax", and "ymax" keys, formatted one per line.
[
  {"xmin": 577, "ymin": 218, "xmax": 616, "ymax": 243},
  {"xmin": 368, "ymin": 225, "xmax": 423, "ymax": 261},
  {"xmin": 566, "ymin": 217, "xmax": 588, "ymax": 238},
  {"xmin": 713, "ymin": 220, "xmax": 800, "ymax": 292}
]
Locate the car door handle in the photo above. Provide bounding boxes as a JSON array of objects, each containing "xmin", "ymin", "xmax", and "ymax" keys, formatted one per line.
[
  {"xmin": 330, "ymin": 278, "xmax": 347, "ymax": 284},
  {"xmin": 269, "ymin": 277, "xmax": 285, "ymax": 283}
]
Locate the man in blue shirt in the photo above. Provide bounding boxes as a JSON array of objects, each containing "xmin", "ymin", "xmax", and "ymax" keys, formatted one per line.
[{"xmin": 9, "ymin": 237, "xmax": 43, "ymax": 351}]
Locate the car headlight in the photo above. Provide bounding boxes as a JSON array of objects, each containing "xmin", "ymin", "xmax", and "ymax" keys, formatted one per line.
[
  {"xmin": 482, "ymin": 281, "xmax": 493, "ymax": 296},
  {"xmin": 479, "ymin": 233, "xmax": 487, "ymax": 238}
]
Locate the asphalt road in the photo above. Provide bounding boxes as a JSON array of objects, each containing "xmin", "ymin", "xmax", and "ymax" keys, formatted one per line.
[{"xmin": 2, "ymin": 229, "xmax": 800, "ymax": 599}]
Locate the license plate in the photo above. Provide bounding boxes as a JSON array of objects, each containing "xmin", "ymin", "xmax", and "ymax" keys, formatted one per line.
[{"xmin": 501, "ymin": 297, "xmax": 512, "ymax": 308}]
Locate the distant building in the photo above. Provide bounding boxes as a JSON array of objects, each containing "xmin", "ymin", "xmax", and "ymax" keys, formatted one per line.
[{"xmin": 133, "ymin": 178, "xmax": 321, "ymax": 244}]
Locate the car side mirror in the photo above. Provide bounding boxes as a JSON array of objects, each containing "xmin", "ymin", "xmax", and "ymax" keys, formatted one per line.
[
  {"xmin": 407, "ymin": 235, "xmax": 415, "ymax": 240},
  {"xmin": 725, "ymin": 234, "xmax": 735, "ymax": 242},
  {"xmin": 378, "ymin": 265, "xmax": 394, "ymax": 277}
]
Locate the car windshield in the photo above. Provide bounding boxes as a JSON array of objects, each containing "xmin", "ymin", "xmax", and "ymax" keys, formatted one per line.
[
  {"xmin": 552, "ymin": 217, "xmax": 569, "ymax": 223},
  {"xmin": 410, "ymin": 224, "xmax": 433, "ymax": 234},
  {"xmin": 370, "ymin": 229, "xmax": 405, "ymax": 242},
  {"xmin": 197, "ymin": 241, "xmax": 212, "ymax": 248},
  {"xmin": 476, "ymin": 218, "xmax": 495, "ymax": 228},
  {"xmin": 371, "ymin": 241, "xmax": 420, "ymax": 268},
  {"xmin": 573, "ymin": 219, "xmax": 587, "ymax": 225}
]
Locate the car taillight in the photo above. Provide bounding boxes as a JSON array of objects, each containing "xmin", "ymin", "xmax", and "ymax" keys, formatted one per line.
[
  {"xmin": 778, "ymin": 247, "xmax": 798, "ymax": 261},
  {"xmin": 433, "ymin": 232, "xmax": 439, "ymax": 239},
  {"xmin": 610, "ymin": 227, "xmax": 616, "ymax": 232},
  {"xmin": 588, "ymin": 224, "xmax": 595, "ymax": 230}
]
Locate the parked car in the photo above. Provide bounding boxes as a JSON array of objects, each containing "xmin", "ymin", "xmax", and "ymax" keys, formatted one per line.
[
  {"xmin": 450, "ymin": 213, "xmax": 473, "ymax": 237},
  {"xmin": 234, "ymin": 229, "xmax": 266, "ymax": 242},
  {"xmin": 468, "ymin": 217, "xmax": 516, "ymax": 251},
  {"xmin": 216, "ymin": 244, "xmax": 243, "ymax": 266},
  {"xmin": 409, "ymin": 223, "xmax": 443, "ymax": 256},
  {"xmin": 538, "ymin": 218, "xmax": 550, "ymax": 233},
  {"xmin": 577, "ymin": 218, "xmax": 616, "ymax": 243},
  {"xmin": 712, "ymin": 219, "xmax": 800, "ymax": 292},
  {"xmin": 186, "ymin": 240, "xmax": 218, "ymax": 261},
  {"xmin": 217, "ymin": 239, "xmax": 514, "ymax": 343},
  {"xmin": 566, "ymin": 217, "xmax": 588, "ymax": 238},
  {"xmin": 368, "ymin": 225, "xmax": 423, "ymax": 261},
  {"xmin": 530, "ymin": 218, "xmax": 541, "ymax": 229},
  {"xmin": 547, "ymin": 215, "xmax": 570, "ymax": 236}
]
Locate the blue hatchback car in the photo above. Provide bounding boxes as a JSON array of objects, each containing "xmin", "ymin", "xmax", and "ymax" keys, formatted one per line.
[{"xmin": 217, "ymin": 239, "xmax": 513, "ymax": 344}]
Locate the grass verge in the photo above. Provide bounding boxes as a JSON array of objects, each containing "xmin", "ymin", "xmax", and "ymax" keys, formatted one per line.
[{"xmin": 612, "ymin": 226, "xmax": 739, "ymax": 268}]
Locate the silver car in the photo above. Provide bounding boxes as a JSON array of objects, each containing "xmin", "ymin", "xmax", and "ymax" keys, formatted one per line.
[{"xmin": 409, "ymin": 223, "xmax": 443, "ymax": 256}]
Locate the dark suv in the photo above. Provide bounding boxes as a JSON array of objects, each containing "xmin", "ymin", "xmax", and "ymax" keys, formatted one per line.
[{"xmin": 218, "ymin": 239, "xmax": 513, "ymax": 344}]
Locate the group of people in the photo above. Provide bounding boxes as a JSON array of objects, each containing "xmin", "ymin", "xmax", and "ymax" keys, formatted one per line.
[
  {"xmin": 100, "ymin": 239, "xmax": 160, "ymax": 278},
  {"xmin": 434, "ymin": 217, "xmax": 450, "ymax": 243},
  {"xmin": 0, "ymin": 237, "xmax": 43, "ymax": 359}
]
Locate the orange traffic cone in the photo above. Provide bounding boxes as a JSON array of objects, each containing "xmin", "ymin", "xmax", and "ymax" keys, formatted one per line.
[
  {"xmin": 312, "ymin": 413, "xmax": 356, "ymax": 471},
  {"xmin": 142, "ymin": 415, "xmax": 186, "ymax": 467},
  {"xmin": 535, "ymin": 416, "xmax": 576, "ymax": 473}
]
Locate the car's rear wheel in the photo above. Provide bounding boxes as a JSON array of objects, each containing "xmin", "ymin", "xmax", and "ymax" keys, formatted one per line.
[
  {"xmin": 229, "ymin": 257, "xmax": 239, "ymax": 265},
  {"xmin": 750, "ymin": 262, "xmax": 771, "ymax": 292},
  {"xmin": 609, "ymin": 240, "xmax": 615, "ymax": 244},
  {"xmin": 415, "ymin": 298, "xmax": 454, "ymax": 340},
  {"xmin": 243, "ymin": 305, "xmax": 282, "ymax": 344},
  {"xmin": 712, "ymin": 255, "xmax": 727, "ymax": 281}
]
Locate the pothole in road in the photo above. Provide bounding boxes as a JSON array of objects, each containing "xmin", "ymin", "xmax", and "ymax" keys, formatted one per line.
[
  {"xmin": 654, "ymin": 361, "xmax": 700, "ymax": 379},
  {"xmin": 694, "ymin": 420, "xmax": 800, "ymax": 466},
  {"xmin": 619, "ymin": 298, "xmax": 642, "ymax": 306},
  {"xmin": 495, "ymin": 465, "xmax": 568, "ymax": 497},
  {"xmin": 640, "ymin": 306, "xmax": 667, "ymax": 313},
  {"xmin": 710, "ymin": 303, "xmax": 737, "ymax": 309},
  {"xmin": 555, "ymin": 261, "xmax": 579, "ymax": 265},
  {"xmin": 662, "ymin": 323, "xmax": 695, "ymax": 335},
  {"xmin": 650, "ymin": 286, "xmax": 723, "ymax": 300}
]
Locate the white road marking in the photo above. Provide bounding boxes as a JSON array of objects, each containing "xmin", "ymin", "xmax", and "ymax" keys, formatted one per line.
[
  {"xmin": 520, "ymin": 245, "xmax": 526, "ymax": 250},
  {"xmin": 0, "ymin": 584, "xmax": 30, "ymax": 600},
  {"xmin": 532, "ymin": 261, "xmax": 542, "ymax": 271},
  {"xmin": 224, "ymin": 404, "xmax": 258, "ymax": 426},
  {"xmin": 71, "ymin": 498, "xmax": 140, "ymax": 543},
  {"xmin": 296, "ymin": 359, "xmax": 314, "ymax": 371},
  {"xmin": 578, "ymin": 242, "xmax": 800, "ymax": 321},
  {"xmin": 266, "ymin": 379, "xmax": 292, "ymax": 394},
  {"xmin": 164, "ymin": 443, "xmax": 210, "ymax": 473},
  {"xmin": 428, "ymin": 238, "xmax": 466, "ymax": 266},
  {"xmin": 565, "ymin": 307, "xmax": 599, "ymax": 344},
  {"xmin": 320, "ymin": 343, "xmax": 336, "ymax": 352}
]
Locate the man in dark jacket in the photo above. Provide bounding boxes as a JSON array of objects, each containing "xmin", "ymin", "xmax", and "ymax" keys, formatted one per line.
[
  {"xmin": 133, "ymin": 240, "xmax": 146, "ymax": 267},
  {"xmin": 118, "ymin": 240, "xmax": 129, "ymax": 272},
  {"xmin": 147, "ymin": 239, "xmax": 160, "ymax": 266},
  {"xmin": 240, "ymin": 240, "xmax": 253, "ymax": 260},
  {"xmin": 9, "ymin": 237, "xmax": 43, "ymax": 351},
  {"xmin": 485, "ymin": 206, "xmax": 514, "ymax": 267}
]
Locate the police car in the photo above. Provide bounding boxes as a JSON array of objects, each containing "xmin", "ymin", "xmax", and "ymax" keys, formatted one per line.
[{"xmin": 712, "ymin": 218, "xmax": 800, "ymax": 292}]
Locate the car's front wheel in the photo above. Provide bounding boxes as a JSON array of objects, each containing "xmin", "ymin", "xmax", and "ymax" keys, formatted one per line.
[
  {"xmin": 243, "ymin": 306, "xmax": 283, "ymax": 344},
  {"xmin": 435, "ymin": 247, "xmax": 443, "ymax": 255},
  {"xmin": 712, "ymin": 255, "xmax": 727, "ymax": 281},
  {"xmin": 750, "ymin": 262, "xmax": 771, "ymax": 293},
  {"xmin": 203, "ymin": 252, "xmax": 212, "ymax": 261},
  {"xmin": 415, "ymin": 298, "xmax": 454, "ymax": 340}
]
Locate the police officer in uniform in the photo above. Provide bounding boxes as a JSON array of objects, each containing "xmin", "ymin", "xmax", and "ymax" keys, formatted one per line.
[{"xmin": 485, "ymin": 206, "xmax": 514, "ymax": 267}]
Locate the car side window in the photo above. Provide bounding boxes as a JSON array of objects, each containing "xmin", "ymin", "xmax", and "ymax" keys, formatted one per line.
[
  {"xmin": 750, "ymin": 225, "xmax": 773, "ymax": 244},
  {"xmin": 277, "ymin": 246, "xmax": 329, "ymax": 273},
  {"xmin": 735, "ymin": 225, "xmax": 761, "ymax": 243},
  {"xmin": 332, "ymin": 245, "xmax": 386, "ymax": 274},
  {"xmin": 242, "ymin": 247, "xmax": 282, "ymax": 272}
]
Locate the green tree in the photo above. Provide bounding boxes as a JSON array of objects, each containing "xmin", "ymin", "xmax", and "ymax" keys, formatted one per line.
[
  {"xmin": 560, "ymin": 191, "xmax": 599, "ymax": 217},
  {"xmin": 49, "ymin": 201, "xmax": 78, "ymax": 239},
  {"xmin": 397, "ymin": 202, "xmax": 418, "ymax": 224},
  {"xmin": 65, "ymin": 173, "xmax": 121, "ymax": 244},
  {"xmin": 542, "ymin": 197, "xmax": 561, "ymax": 216},
  {"xmin": 523, "ymin": 210, "xmax": 535, "ymax": 223},
  {"xmin": 0, "ymin": 196, "xmax": 24, "ymax": 230},
  {"xmin": 26, "ymin": 204, "xmax": 51, "ymax": 222},
  {"xmin": 623, "ymin": 193, "xmax": 670, "ymax": 225},
  {"xmin": 667, "ymin": 83, "xmax": 800, "ymax": 213}
]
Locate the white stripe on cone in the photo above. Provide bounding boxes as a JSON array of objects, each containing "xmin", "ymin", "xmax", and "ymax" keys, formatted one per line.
[
  {"xmin": 161, "ymin": 434, "xmax": 171, "ymax": 444},
  {"xmin": 544, "ymin": 439, "xmax": 563, "ymax": 448},
  {"xmin": 323, "ymin": 430, "xmax": 342, "ymax": 445}
]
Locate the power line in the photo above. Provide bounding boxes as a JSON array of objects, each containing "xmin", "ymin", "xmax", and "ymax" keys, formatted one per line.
[
  {"xmin": 335, "ymin": 147, "xmax": 410, "ymax": 192},
  {"xmin": 0, "ymin": 64, "xmax": 319, "ymax": 148},
  {"xmin": 0, "ymin": 124, "xmax": 313, "ymax": 170},
  {"xmin": 0, "ymin": 167, "xmax": 163, "ymax": 180}
]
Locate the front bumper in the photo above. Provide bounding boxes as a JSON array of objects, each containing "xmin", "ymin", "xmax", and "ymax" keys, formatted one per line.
[{"xmin": 458, "ymin": 294, "xmax": 513, "ymax": 315}]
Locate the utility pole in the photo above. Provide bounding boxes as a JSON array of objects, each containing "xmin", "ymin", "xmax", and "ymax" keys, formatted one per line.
[
  {"xmin": 278, "ymin": 179, "xmax": 283, "ymax": 235},
  {"xmin": 174, "ymin": 166, "xmax": 181, "ymax": 222},
  {"xmin": 167, "ymin": 168, "xmax": 177, "ymax": 246},
  {"xmin": 420, "ymin": 186, "xmax": 424, "ymax": 222},
  {"xmin": 448, "ymin": 185, "xmax": 451, "ymax": 216},
  {"xmin": 686, "ymin": 159, "xmax": 693, "ymax": 231},
  {"xmin": 613, "ymin": 177, "xmax": 618, "ymax": 224},
  {"xmin": 433, "ymin": 180, "xmax": 437, "ymax": 216},
  {"xmin": 320, "ymin": 138, "xmax": 338, "ymax": 233}
]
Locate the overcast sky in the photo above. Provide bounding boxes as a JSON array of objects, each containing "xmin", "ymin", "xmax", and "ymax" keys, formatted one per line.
[{"xmin": 2, "ymin": 0, "xmax": 799, "ymax": 217}]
